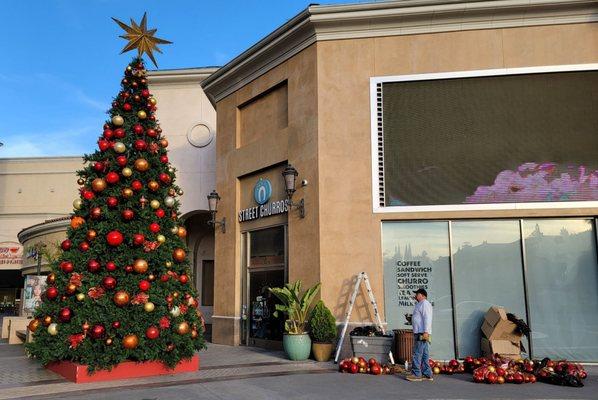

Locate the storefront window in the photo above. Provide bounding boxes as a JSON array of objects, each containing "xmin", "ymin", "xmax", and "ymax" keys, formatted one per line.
[
  {"xmin": 382, "ymin": 222, "xmax": 455, "ymax": 359},
  {"xmin": 451, "ymin": 221, "xmax": 528, "ymax": 357},
  {"xmin": 523, "ymin": 219, "xmax": 598, "ymax": 361}
]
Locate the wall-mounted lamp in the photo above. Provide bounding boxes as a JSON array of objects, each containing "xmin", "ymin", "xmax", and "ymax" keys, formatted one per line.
[
  {"xmin": 207, "ymin": 190, "xmax": 226, "ymax": 233},
  {"xmin": 282, "ymin": 164, "xmax": 305, "ymax": 218}
]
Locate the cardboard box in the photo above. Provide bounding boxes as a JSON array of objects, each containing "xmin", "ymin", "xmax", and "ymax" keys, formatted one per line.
[
  {"xmin": 481, "ymin": 338, "xmax": 520, "ymax": 357},
  {"xmin": 484, "ymin": 306, "xmax": 508, "ymax": 327},
  {"xmin": 481, "ymin": 319, "xmax": 522, "ymax": 343}
]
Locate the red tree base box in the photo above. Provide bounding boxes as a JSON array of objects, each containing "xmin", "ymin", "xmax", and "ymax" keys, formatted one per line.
[{"xmin": 46, "ymin": 355, "xmax": 199, "ymax": 383}]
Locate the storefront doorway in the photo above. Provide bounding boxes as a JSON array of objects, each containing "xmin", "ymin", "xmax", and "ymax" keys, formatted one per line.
[{"xmin": 241, "ymin": 225, "xmax": 287, "ymax": 349}]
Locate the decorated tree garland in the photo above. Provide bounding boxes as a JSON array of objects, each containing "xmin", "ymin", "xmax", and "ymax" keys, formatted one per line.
[{"xmin": 26, "ymin": 15, "xmax": 205, "ymax": 372}]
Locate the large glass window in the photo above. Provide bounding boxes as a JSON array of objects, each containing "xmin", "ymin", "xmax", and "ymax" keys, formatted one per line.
[
  {"xmin": 523, "ymin": 219, "xmax": 598, "ymax": 361},
  {"xmin": 382, "ymin": 222, "xmax": 455, "ymax": 360},
  {"xmin": 452, "ymin": 221, "xmax": 528, "ymax": 357}
]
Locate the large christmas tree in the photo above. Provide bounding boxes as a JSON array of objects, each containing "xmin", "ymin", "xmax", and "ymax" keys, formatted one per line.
[{"xmin": 26, "ymin": 17, "xmax": 206, "ymax": 371}]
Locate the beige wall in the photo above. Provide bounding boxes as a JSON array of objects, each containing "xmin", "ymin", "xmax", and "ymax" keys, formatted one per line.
[{"xmin": 315, "ymin": 22, "xmax": 598, "ymax": 323}]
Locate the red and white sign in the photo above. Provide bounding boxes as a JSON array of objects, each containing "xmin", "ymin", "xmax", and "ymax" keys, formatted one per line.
[{"xmin": 0, "ymin": 242, "xmax": 23, "ymax": 270}]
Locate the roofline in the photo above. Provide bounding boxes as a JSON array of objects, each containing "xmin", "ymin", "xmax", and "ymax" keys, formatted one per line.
[
  {"xmin": 201, "ymin": 0, "xmax": 598, "ymax": 105},
  {"xmin": 148, "ymin": 67, "xmax": 220, "ymax": 85},
  {"xmin": 0, "ymin": 156, "xmax": 83, "ymax": 162}
]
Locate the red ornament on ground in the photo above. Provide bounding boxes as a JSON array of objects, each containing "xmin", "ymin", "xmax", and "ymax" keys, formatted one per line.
[
  {"xmin": 61, "ymin": 239, "xmax": 72, "ymax": 251},
  {"xmin": 87, "ymin": 259, "xmax": 101, "ymax": 273},
  {"xmin": 149, "ymin": 222, "xmax": 160, "ymax": 233},
  {"xmin": 106, "ymin": 230, "xmax": 124, "ymax": 246},
  {"xmin": 106, "ymin": 172, "xmax": 120, "ymax": 184},
  {"xmin": 146, "ymin": 326, "xmax": 159, "ymax": 340},
  {"xmin": 46, "ymin": 287, "xmax": 59, "ymax": 300},
  {"xmin": 139, "ymin": 280, "xmax": 151, "ymax": 291},
  {"xmin": 105, "ymin": 261, "xmax": 117, "ymax": 272}
]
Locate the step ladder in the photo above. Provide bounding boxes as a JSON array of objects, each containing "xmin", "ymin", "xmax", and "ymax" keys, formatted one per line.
[{"xmin": 334, "ymin": 271, "xmax": 394, "ymax": 364}]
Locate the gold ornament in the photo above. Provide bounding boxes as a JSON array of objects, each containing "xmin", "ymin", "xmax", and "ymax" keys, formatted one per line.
[
  {"xmin": 172, "ymin": 291, "xmax": 179, "ymax": 299},
  {"xmin": 148, "ymin": 274, "xmax": 155, "ymax": 281},
  {"xmin": 28, "ymin": 319, "xmax": 40, "ymax": 332},
  {"xmin": 170, "ymin": 306, "xmax": 181, "ymax": 317},
  {"xmin": 156, "ymin": 234, "xmax": 165, "ymax": 244},
  {"xmin": 122, "ymin": 188, "xmax": 134, "ymax": 198},
  {"xmin": 133, "ymin": 259, "xmax": 148, "ymax": 274},
  {"xmin": 134, "ymin": 158, "xmax": 149, "ymax": 172},
  {"xmin": 122, "ymin": 167, "xmax": 133, "ymax": 177},
  {"xmin": 144, "ymin": 302, "xmax": 155, "ymax": 312},
  {"xmin": 114, "ymin": 142, "xmax": 126, "ymax": 153},
  {"xmin": 43, "ymin": 316, "xmax": 52, "ymax": 326},
  {"xmin": 77, "ymin": 178, "xmax": 85, "ymax": 185},
  {"xmin": 47, "ymin": 273, "xmax": 56, "ymax": 284},
  {"xmin": 177, "ymin": 189, "xmax": 184, "ymax": 196},
  {"xmin": 168, "ymin": 188, "xmax": 176, "ymax": 196},
  {"xmin": 160, "ymin": 138, "xmax": 168, "ymax": 148},
  {"xmin": 165, "ymin": 261, "xmax": 173, "ymax": 268},
  {"xmin": 47, "ymin": 323, "xmax": 59, "ymax": 336},
  {"xmin": 122, "ymin": 334, "xmax": 139, "ymax": 349},
  {"xmin": 112, "ymin": 12, "xmax": 172, "ymax": 68},
  {"xmin": 114, "ymin": 291, "xmax": 130, "ymax": 306},
  {"xmin": 76, "ymin": 293, "xmax": 85, "ymax": 301},
  {"xmin": 91, "ymin": 178, "xmax": 107, "ymax": 192},
  {"xmin": 168, "ymin": 167, "xmax": 175, "ymax": 174},
  {"xmin": 173, "ymin": 248, "xmax": 186, "ymax": 263},
  {"xmin": 66, "ymin": 283, "xmax": 77, "ymax": 295},
  {"xmin": 164, "ymin": 196, "xmax": 175, "ymax": 208},
  {"xmin": 176, "ymin": 321, "xmax": 190, "ymax": 335},
  {"xmin": 137, "ymin": 110, "xmax": 147, "ymax": 119},
  {"xmin": 150, "ymin": 200, "xmax": 160, "ymax": 209},
  {"xmin": 177, "ymin": 227, "xmax": 187, "ymax": 238},
  {"xmin": 106, "ymin": 338, "xmax": 113, "ymax": 345},
  {"xmin": 73, "ymin": 198, "xmax": 83, "ymax": 210},
  {"xmin": 148, "ymin": 181, "xmax": 160, "ymax": 191},
  {"xmin": 149, "ymin": 97, "xmax": 157, "ymax": 106},
  {"xmin": 170, "ymin": 226, "xmax": 179, "ymax": 234},
  {"xmin": 191, "ymin": 329, "xmax": 198, "ymax": 339},
  {"xmin": 112, "ymin": 115, "xmax": 124, "ymax": 126},
  {"xmin": 86, "ymin": 229, "xmax": 97, "ymax": 241}
]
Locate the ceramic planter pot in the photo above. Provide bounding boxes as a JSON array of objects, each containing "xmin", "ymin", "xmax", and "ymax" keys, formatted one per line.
[
  {"xmin": 312, "ymin": 342, "xmax": 333, "ymax": 362},
  {"xmin": 283, "ymin": 333, "xmax": 311, "ymax": 361}
]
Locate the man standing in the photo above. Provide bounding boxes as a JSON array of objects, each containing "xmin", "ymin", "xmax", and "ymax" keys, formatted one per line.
[{"xmin": 406, "ymin": 288, "xmax": 433, "ymax": 381}]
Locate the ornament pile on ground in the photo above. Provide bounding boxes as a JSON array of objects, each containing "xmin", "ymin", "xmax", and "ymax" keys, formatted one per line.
[
  {"xmin": 25, "ymin": 57, "xmax": 206, "ymax": 379},
  {"xmin": 338, "ymin": 357, "xmax": 394, "ymax": 375}
]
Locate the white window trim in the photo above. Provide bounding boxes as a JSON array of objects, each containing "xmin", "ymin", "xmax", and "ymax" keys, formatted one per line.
[{"xmin": 370, "ymin": 63, "xmax": 598, "ymax": 214}]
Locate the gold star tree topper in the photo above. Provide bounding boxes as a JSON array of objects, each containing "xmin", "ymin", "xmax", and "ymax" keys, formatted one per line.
[{"xmin": 112, "ymin": 12, "xmax": 172, "ymax": 68}]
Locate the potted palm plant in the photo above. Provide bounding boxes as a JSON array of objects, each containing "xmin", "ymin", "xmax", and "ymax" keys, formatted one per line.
[
  {"xmin": 269, "ymin": 280, "xmax": 320, "ymax": 361},
  {"xmin": 309, "ymin": 300, "xmax": 337, "ymax": 361}
]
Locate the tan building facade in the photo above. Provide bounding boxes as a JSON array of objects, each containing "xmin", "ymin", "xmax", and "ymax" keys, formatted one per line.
[{"xmin": 202, "ymin": 0, "xmax": 598, "ymax": 361}]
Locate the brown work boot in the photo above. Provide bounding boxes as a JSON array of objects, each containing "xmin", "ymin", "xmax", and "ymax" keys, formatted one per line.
[{"xmin": 406, "ymin": 374, "xmax": 423, "ymax": 382}]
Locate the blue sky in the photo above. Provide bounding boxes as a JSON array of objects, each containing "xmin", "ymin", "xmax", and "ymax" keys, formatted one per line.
[{"xmin": 0, "ymin": 0, "xmax": 362, "ymax": 158}]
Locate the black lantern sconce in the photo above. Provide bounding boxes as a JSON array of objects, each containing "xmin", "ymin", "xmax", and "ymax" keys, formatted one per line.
[
  {"xmin": 282, "ymin": 164, "xmax": 305, "ymax": 218},
  {"xmin": 207, "ymin": 190, "xmax": 226, "ymax": 233}
]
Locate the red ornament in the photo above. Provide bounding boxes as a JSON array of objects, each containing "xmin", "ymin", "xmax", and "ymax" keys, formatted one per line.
[
  {"xmin": 146, "ymin": 128, "xmax": 157, "ymax": 137},
  {"xmin": 90, "ymin": 207, "xmax": 102, "ymax": 220},
  {"xmin": 133, "ymin": 233, "xmax": 145, "ymax": 246},
  {"xmin": 131, "ymin": 180, "xmax": 143, "ymax": 191},
  {"xmin": 149, "ymin": 222, "xmax": 160, "ymax": 233},
  {"xmin": 93, "ymin": 161, "xmax": 105, "ymax": 172},
  {"xmin": 141, "ymin": 89, "xmax": 150, "ymax": 98},
  {"xmin": 105, "ymin": 261, "xmax": 117, "ymax": 272},
  {"xmin": 46, "ymin": 286, "xmax": 59, "ymax": 300},
  {"xmin": 121, "ymin": 209, "xmax": 135, "ymax": 221},
  {"xmin": 106, "ymin": 230, "xmax": 124, "ymax": 246},
  {"xmin": 155, "ymin": 209, "xmax": 165, "ymax": 218},
  {"xmin": 112, "ymin": 321, "xmax": 121, "ymax": 329},
  {"xmin": 179, "ymin": 274, "xmax": 189, "ymax": 284},
  {"xmin": 61, "ymin": 239, "xmax": 72, "ymax": 251},
  {"xmin": 138, "ymin": 280, "xmax": 151, "ymax": 291},
  {"xmin": 159, "ymin": 316, "xmax": 170, "ymax": 329},
  {"xmin": 102, "ymin": 276, "xmax": 117, "ymax": 290},
  {"xmin": 78, "ymin": 241, "xmax": 90, "ymax": 252},
  {"xmin": 159, "ymin": 173, "xmax": 171, "ymax": 184},
  {"xmin": 114, "ymin": 128, "xmax": 126, "ymax": 138},
  {"xmin": 98, "ymin": 139, "xmax": 111, "ymax": 152},
  {"xmin": 59, "ymin": 307, "xmax": 73, "ymax": 322},
  {"xmin": 82, "ymin": 190, "xmax": 95, "ymax": 200},
  {"xmin": 106, "ymin": 172, "xmax": 120, "ymax": 184},
  {"xmin": 160, "ymin": 274, "xmax": 169, "ymax": 282},
  {"xmin": 125, "ymin": 265, "xmax": 134, "ymax": 273},
  {"xmin": 116, "ymin": 155, "xmax": 128, "ymax": 167},
  {"xmin": 159, "ymin": 155, "xmax": 168, "ymax": 163},
  {"xmin": 60, "ymin": 261, "xmax": 74, "ymax": 273},
  {"xmin": 146, "ymin": 326, "xmax": 159, "ymax": 340},
  {"xmin": 133, "ymin": 124, "xmax": 144, "ymax": 135},
  {"xmin": 87, "ymin": 259, "xmax": 101, "ymax": 273},
  {"xmin": 90, "ymin": 324, "xmax": 105, "ymax": 339},
  {"xmin": 134, "ymin": 139, "xmax": 147, "ymax": 151},
  {"xmin": 123, "ymin": 103, "xmax": 132, "ymax": 111},
  {"xmin": 103, "ymin": 129, "xmax": 114, "ymax": 139},
  {"xmin": 106, "ymin": 196, "xmax": 118, "ymax": 208}
]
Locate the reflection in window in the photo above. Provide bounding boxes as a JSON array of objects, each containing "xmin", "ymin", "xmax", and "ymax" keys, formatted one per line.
[
  {"xmin": 523, "ymin": 219, "xmax": 598, "ymax": 361},
  {"xmin": 452, "ymin": 221, "xmax": 528, "ymax": 357},
  {"xmin": 382, "ymin": 222, "xmax": 455, "ymax": 360},
  {"xmin": 250, "ymin": 226, "xmax": 285, "ymax": 266}
]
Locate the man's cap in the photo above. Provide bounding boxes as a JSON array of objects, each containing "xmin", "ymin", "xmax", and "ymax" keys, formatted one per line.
[{"xmin": 414, "ymin": 288, "xmax": 427, "ymax": 297}]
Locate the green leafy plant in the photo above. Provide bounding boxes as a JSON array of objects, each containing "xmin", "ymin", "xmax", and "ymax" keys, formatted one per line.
[
  {"xmin": 309, "ymin": 300, "xmax": 337, "ymax": 343},
  {"xmin": 269, "ymin": 280, "xmax": 321, "ymax": 335}
]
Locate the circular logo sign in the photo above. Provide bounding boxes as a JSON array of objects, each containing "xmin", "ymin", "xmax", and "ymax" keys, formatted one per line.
[{"xmin": 253, "ymin": 178, "xmax": 272, "ymax": 205}]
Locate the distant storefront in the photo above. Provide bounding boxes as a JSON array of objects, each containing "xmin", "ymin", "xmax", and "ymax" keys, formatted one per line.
[{"xmin": 202, "ymin": 0, "xmax": 598, "ymax": 361}]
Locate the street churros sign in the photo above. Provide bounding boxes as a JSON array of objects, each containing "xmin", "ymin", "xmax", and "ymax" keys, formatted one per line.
[{"xmin": 0, "ymin": 242, "xmax": 23, "ymax": 269}]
